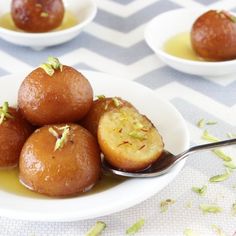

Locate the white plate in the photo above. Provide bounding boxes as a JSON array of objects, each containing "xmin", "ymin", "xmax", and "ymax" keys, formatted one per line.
[
  {"xmin": 145, "ymin": 8, "xmax": 236, "ymax": 77},
  {"xmin": 0, "ymin": 71, "xmax": 189, "ymax": 222},
  {"xmin": 0, "ymin": 0, "xmax": 97, "ymax": 50}
]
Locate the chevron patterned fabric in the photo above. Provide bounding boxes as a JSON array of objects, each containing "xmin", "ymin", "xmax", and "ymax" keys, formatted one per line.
[{"xmin": 0, "ymin": 0, "xmax": 236, "ymax": 235}]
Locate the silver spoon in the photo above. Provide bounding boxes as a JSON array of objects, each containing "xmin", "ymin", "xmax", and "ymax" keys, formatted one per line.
[{"xmin": 102, "ymin": 138, "xmax": 236, "ymax": 178}]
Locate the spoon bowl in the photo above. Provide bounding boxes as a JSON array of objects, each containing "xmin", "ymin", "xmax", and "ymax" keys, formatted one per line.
[{"xmin": 102, "ymin": 138, "xmax": 236, "ymax": 178}]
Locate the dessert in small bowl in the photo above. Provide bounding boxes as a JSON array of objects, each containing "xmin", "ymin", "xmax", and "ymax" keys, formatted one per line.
[
  {"xmin": 0, "ymin": 0, "xmax": 97, "ymax": 50},
  {"xmin": 145, "ymin": 8, "xmax": 236, "ymax": 77}
]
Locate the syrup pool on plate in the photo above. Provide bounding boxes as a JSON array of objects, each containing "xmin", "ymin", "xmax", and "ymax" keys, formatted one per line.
[
  {"xmin": 0, "ymin": 168, "xmax": 124, "ymax": 198},
  {"xmin": 163, "ymin": 32, "xmax": 206, "ymax": 61},
  {"xmin": 0, "ymin": 10, "xmax": 78, "ymax": 32}
]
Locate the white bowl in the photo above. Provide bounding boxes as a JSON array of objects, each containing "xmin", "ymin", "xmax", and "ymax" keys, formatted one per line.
[
  {"xmin": 0, "ymin": 0, "xmax": 97, "ymax": 50},
  {"xmin": 145, "ymin": 8, "xmax": 236, "ymax": 77}
]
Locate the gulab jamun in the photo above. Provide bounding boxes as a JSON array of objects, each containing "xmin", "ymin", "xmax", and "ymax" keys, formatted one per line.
[
  {"xmin": 18, "ymin": 57, "xmax": 93, "ymax": 126},
  {"xmin": 191, "ymin": 10, "xmax": 236, "ymax": 61},
  {"xmin": 81, "ymin": 96, "xmax": 135, "ymax": 137},
  {"xmin": 0, "ymin": 101, "xmax": 33, "ymax": 167},
  {"xmin": 97, "ymin": 106, "xmax": 164, "ymax": 172},
  {"xmin": 11, "ymin": 0, "xmax": 65, "ymax": 32},
  {"xmin": 19, "ymin": 124, "xmax": 101, "ymax": 197}
]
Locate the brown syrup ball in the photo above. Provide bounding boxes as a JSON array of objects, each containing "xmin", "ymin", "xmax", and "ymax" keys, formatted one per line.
[
  {"xmin": 81, "ymin": 97, "xmax": 135, "ymax": 138},
  {"xmin": 11, "ymin": 0, "xmax": 65, "ymax": 32},
  {"xmin": 0, "ymin": 105, "xmax": 33, "ymax": 167},
  {"xmin": 19, "ymin": 124, "xmax": 101, "ymax": 197},
  {"xmin": 191, "ymin": 10, "xmax": 236, "ymax": 61},
  {"xmin": 18, "ymin": 65, "xmax": 93, "ymax": 126}
]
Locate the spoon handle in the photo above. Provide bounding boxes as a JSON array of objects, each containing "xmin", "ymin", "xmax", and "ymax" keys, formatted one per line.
[{"xmin": 176, "ymin": 138, "xmax": 236, "ymax": 162}]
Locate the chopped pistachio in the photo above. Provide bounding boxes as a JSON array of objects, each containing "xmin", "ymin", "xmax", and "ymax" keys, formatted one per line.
[
  {"xmin": 126, "ymin": 219, "xmax": 145, "ymax": 235},
  {"xmin": 85, "ymin": 221, "xmax": 106, "ymax": 236},
  {"xmin": 40, "ymin": 12, "xmax": 48, "ymax": 17},
  {"xmin": 192, "ymin": 185, "xmax": 207, "ymax": 196},
  {"xmin": 232, "ymin": 202, "xmax": 236, "ymax": 216},
  {"xmin": 206, "ymin": 121, "xmax": 217, "ymax": 125},
  {"xmin": 47, "ymin": 56, "xmax": 63, "ymax": 71},
  {"xmin": 96, "ymin": 95, "xmax": 106, "ymax": 100},
  {"xmin": 112, "ymin": 97, "xmax": 120, "ymax": 107},
  {"xmin": 197, "ymin": 118, "xmax": 205, "ymax": 128},
  {"xmin": 199, "ymin": 204, "xmax": 222, "ymax": 214},
  {"xmin": 212, "ymin": 224, "xmax": 226, "ymax": 236},
  {"xmin": 212, "ymin": 149, "xmax": 232, "ymax": 162},
  {"xmin": 227, "ymin": 132, "xmax": 236, "ymax": 138},
  {"xmin": 209, "ymin": 169, "xmax": 231, "ymax": 182},
  {"xmin": 40, "ymin": 63, "xmax": 54, "ymax": 76},
  {"xmin": 224, "ymin": 161, "xmax": 236, "ymax": 169},
  {"xmin": 54, "ymin": 125, "xmax": 70, "ymax": 151},
  {"xmin": 133, "ymin": 121, "xmax": 143, "ymax": 130},
  {"xmin": 183, "ymin": 228, "xmax": 199, "ymax": 236},
  {"xmin": 202, "ymin": 130, "xmax": 220, "ymax": 142},
  {"xmin": 160, "ymin": 199, "xmax": 175, "ymax": 213},
  {"xmin": 48, "ymin": 127, "xmax": 59, "ymax": 139},
  {"xmin": 128, "ymin": 130, "xmax": 146, "ymax": 140},
  {"xmin": 0, "ymin": 101, "xmax": 13, "ymax": 124}
]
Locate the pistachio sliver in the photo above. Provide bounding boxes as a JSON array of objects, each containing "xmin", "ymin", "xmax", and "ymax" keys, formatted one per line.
[
  {"xmin": 47, "ymin": 56, "xmax": 63, "ymax": 71},
  {"xmin": 224, "ymin": 161, "xmax": 236, "ymax": 169},
  {"xmin": 212, "ymin": 149, "xmax": 232, "ymax": 162},
  {"xmin": 54, "ymin": 126, "xmax": 70, "ymax": 151},
  {"xmin": 128, "ymin": 130, "xmax": 146, "ymax": 140},
  {"xmin": 209, "ymin": 169, "xmax": 231, "ymax": 183},
  {"xmin": 96, "ymin": 95, "xmax": 106, "ymax": 100},
  {"xmin": 0, "ymin": 101, "xmax": 14, "ymax": 124},
  {"xmin": 192, "ymin": 185, "xmax": 207, "ymax": 196},
  {"xmin": 197, "ymin": 118, "xmax": 205, "ymax": 128},
  {"xmin": 126, "ymin": 219, "xmax": 145, "ymax": 235},
  {"xmin": 183, "ymin": 228, "xmax": 199, "ymax": 236},
  {"xmin": 202, "ymin": 130, "xmax": 220, "ymax": 142},
  {"xmin": 212, "ymin": 224, "xmax": 226, "ymax": 236},
  {"xmin": 112, "ymin": 97, "xmax": 121, "ymax": 107},
  {"xmin": 160, "ymin": 199, "xmax": 175, "ymax": 213},
  {"xmin": 85, "ymin": 221, "xmax": 106, "ymax": 236},
  {"xmin": 232, "ymin": 202, "xmax": 236, "ymax": 216},
  {"xmin": 40, "ymin": 63, "xmax": 54, "ymax": 76},
  {"xmin": 48, "ymin": 127, "xmax": 59, "ymax": 139},
  {"xmin": 199, "ymin": 204, "xmax": 222, "ymax": 214}
]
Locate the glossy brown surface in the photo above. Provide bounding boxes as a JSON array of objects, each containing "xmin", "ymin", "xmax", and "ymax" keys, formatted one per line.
[
  {"xmin": 0, "ymin": 107, "xmax": 33, "ymax": 167},
  {"xmin": 19, "ymin": 124, "xmax": 101, "ymax": 197},
  {"xmin": 11, "ymin": 0, "xmax": 65, "ymax": 32},
  {"xmin": 18, "ymin": 66, "xmax": 93, "ymax": 126},
  {"xmin": 191, "ymin": 10, "xmax": 236, "ymax": 61},
  {"xmin": 81, "ymin": 97, "xmax": 134, "ymax": 138}
]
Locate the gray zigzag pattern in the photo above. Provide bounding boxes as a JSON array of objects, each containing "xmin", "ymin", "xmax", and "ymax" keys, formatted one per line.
[
  {"xmin": 0, "ymin": 33, "xmax": 153, "ymax": 66},
  {"xmin": 112, "ymin": 0, "xmax": 134, "ymax": 5},
  {"xmin": 193, "ymin": 0, "xmax": 220, "ymax": 5},
  {"xmin": 135, "ymin": 66, "xmax": 236, "ymax": 106},
  {"xmin": 96, "ymin": 0, "xmax": 180, "ymax": 32}
]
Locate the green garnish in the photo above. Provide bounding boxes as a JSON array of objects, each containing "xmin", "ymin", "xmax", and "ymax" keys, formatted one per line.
[
  {"xmin": 212, "ymin": 224, "xmax": 226, "ymax": 236},
  {"xmin": 202, "ymin": 130, "xmax": 220, "ymax": 142},
  {"xmin": 206, "ymin": 121, "xmax": 217, "ymax": 125},
  {"xmin": 192, "ymin": 185, "xmax": 207, "ymax": 196},
  {"xmin": 40, "ymin": 12, "xmax": 48, "ymax": 17},
  {"xmin": 112, "ymin": 97, "xmax": 121, "ymax": 107},
  {"xmin": 49, "ymin": 125, "xmax": 70, "ymax": 151},
  {"xmin": 40, "ymin": 63, "xmax": 54, "ymax": 76},
  {"xmin": 209, "ymin": 169, "xmax": 231, "ymax": 182},
  {"xmin": 40, "ymin": 57, "xmax": 63, "ymax": 76},
  {"xmin": 128, "ymin": 130, "xmax": 146, "ymax": 140},
  {"xmin": 197, "ymin": 118, "xmax": 205, "ymax": 128},
  {"xmin": 160, "ymin": 199, "xmax": 175, "ymax": 213},
  {"xmin": 133, "ymin": 121, "xmax": 144, "ymax": 130},
  {"xmin": 85, "ymin": 221, "xmax": 106, "ymax": 236},
  {"xmin": 183, "ymin": 228, "xmax": 199, "ymax": 236},
  {"xmin": 126, "ymin": 219, "xmax": 145, "ymax": 235},
  {"xmin": 232, "ymin": 203, "xmax": 236, "ymax": 216},
  {"xmin": 227, "ymin": 132, "xmax": 236, "ymax": 138},
  {"xmin": 96, "ymin": 95, "xmax": 106, "ymax": 100},
  {"xmin": 0, "ymin": 101, "xmax": 14, "ymax": 124},
  {"xmin": 224, "ymin": 161, "xmax": 236, "ymax": 169},
  {"xmin": 199, "ymin": 204, "xmax": 222, "ymax": 214},
  {"xmin": 212, "ymin": 149, "xmax": 232, "ymax": 162},
  {"xmin": 232, "ymin": 202, "xmax": 236, "ymax": 216}
]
